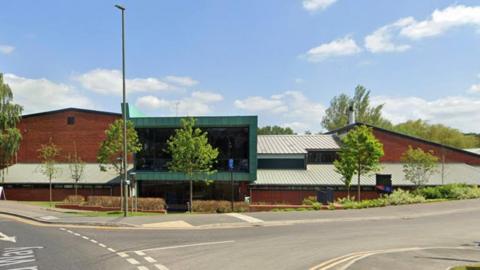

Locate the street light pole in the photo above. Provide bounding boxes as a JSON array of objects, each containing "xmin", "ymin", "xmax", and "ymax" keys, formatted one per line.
[{"xmin": 115, "ymin": 4, "xmax": 128, "ymax": 217}]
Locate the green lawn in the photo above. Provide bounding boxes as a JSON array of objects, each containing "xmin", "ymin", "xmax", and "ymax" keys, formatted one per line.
[{"xmin": 450, "ymin": 265, "xmax": 480, "ymax": 270}]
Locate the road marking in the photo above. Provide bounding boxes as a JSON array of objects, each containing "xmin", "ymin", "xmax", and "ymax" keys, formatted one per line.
[
  {"xmin": 133, "ymin": 240, "xmax": 235, "ymax": 253},
  {"xmin": 39, "ymin": 215, "xmax": 58, "ymax": 220},
  {"xmin": 155, "ymin": 264, "xmax": 169, "ymax": 270},
  {"xmin": 82, "ymin": 236, "xmax": 89, "ymax": 240},
  {"xmin": 73, "ymin": 233, "xmax": 80, "ymax": 236},
  {"xmin": 144, "ymin": 256, "xmax": 157, "ymax": 263},
  {"xmin": 117, "ymin": 252, "xmax": 129, "ymax": 258},
  {"xmin": 127, "ymin": 258, "xmax": 140, "ymax": 265},
  {"xmin": 137, "ymin": 267, "xmax": 150, "ymax": 270},
  {"xmin": 0, "ymin": 232, "xmax": 16, "ymax": 242},
  {"xmin": 59, "ymin": 227, "xmax": 66, "ymax": 231},
  {"xmin": 108, "ymin": 248, "xmax": 116, "ymax": 253},
  {"xmin": 67, "ymin": 230, "xmax": 73, "ymax": 233},
  {"xmin": 90, "ymin": 239, "xmax": 98, "ymax": 244},
  {"xmin": 226, "ymin": 213, "xmax": 264, "ymax": 223},
  {"xmin": 98, "ymin": 243, "xmax": 107, "ymax": 248},
  {"xmin": 135, "ymin": 251, "xmax": 146, "ymax": 256}
]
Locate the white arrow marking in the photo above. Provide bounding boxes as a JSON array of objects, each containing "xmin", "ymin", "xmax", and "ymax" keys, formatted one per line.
[{"xmin": 0, "ymin": 232, "xmax": 16, "ymax": 243}]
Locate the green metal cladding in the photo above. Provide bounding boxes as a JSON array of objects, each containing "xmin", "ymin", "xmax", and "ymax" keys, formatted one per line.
[{"xmin": 127, "ymin": 105, "xmax": 258, "ymax": 182}]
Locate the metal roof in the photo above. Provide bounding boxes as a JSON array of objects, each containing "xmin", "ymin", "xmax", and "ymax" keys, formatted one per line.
[
  {"xmin": 258, "ymin": 135, "xmax": 340, "ymax": 154},
  {"xmin": 466, "ymin": 148, "xmax": 480, "ymax": 155},
  {"xmin": 1, "ymin": 163, "xmax": 132, "ymax": 184},
  {"xmin": 255, "ymin": 163, "xmax": 480, "ymax": 186}
]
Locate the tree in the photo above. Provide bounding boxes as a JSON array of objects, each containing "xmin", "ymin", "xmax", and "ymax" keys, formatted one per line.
[
  {"xmin": 165, "ymin": 117, "xmax": 219, "ymax": 212},
  {"xmin": 322, "ymin": 85, "xmax": 392, "ymax": 131},
  {"xmin": 338, "ymin": 125, "xmax": 384, "ymax": 201},
  {"xmin": 258, "ymin": 125, "xmax": 295, "ymax": 135},
  {"xmin": 401, "ymin": 146, "xmax": 439, "ymax": 188},
  {"xmin": 334, "ymin": 152, "xmax": 355, "ymax": 199},
  {"xmin": 38, "ymin": 138, "xmax": 62, "ymax": 206},
  {"xmin": 97, "ymin": 119, "xmax": 142, "ymax": 175},
  {"xmin": 0, "ymin": 73, "xmax": 23, "ymax": 183},
  {"xmin": 67, "ymin": 142, "xmax": 85, "ymax": 197},
  {"xmin": 394, "ymin": 119, "xmax": 479, "ymax": 149}
]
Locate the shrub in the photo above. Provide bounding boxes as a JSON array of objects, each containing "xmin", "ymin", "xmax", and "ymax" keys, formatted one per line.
[
  {"xmin": 85, "ymin": 196, "xmax": 166, "ymax": 211},
  {"xmin": 192, "ymin": 200, "xmax": 248, "ymax": 213},
  {"xmin": 302, "ymin": 196, "xmax": 317, "ymax": 205},
  {"xmin": 63, "ymin": 195, "xmax": 85, "ymax": 204},
  {"xmin": 386, "ymin": 189, "xmax": 425, "ymax": 205},
  {"xmin": 417, "ymin": 184, "xmax": 480, "ymax": 200}
]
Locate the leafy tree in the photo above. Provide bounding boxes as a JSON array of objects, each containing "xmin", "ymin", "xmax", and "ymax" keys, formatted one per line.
[
  {"xmin": 393, "ymin": 119, "xmax": 479, "ymax": 149},
  {"xmin": 258, "ymin": 125, "xmax": 295, "ymax": 135},
  {"xmin": 401, "ymin": 146, "xmax": 439, "ymax": 188},
  {"xmin": 165, "ymin": 117, "xmax": 219, "ymax": 212},
  {"xmin": 97, "ymin": 119, "xmax": 142, "ymax": 175},
  {"xmin": 338, "ymin": 125, "xmax": 384, "ymax": 201},
  {"xmin": 322, "ymin": 85, "xmax": 392, "ymax": 131},
  {"xmin": 38, "ymin": 138, "xmax": 62, "ymax": 206},
  {"xmin": 67, "ymin": 142, "xmax": 85, "ymax": 197},
  {"xmin": 0, "ymin": 73, "xmax": 23, "ymax": 183},
  {"xmin": 334, "ymin": 152, "xmax": 355, "ymax": 199}
]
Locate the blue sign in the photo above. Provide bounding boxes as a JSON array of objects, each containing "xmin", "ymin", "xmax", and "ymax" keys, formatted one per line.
[{"xmin": 228, "ymin": 159, "xmax": 234, "ymax": 170}]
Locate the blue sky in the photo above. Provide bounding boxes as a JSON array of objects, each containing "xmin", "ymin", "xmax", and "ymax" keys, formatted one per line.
[{"xmin": 1, "ymin": 0, "xmax": 480, "ymax": 133}]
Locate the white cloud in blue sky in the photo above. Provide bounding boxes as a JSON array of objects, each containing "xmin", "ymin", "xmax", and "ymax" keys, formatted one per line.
[{"xmin": 3, "ymin": 1, "xmax": 480, "ymax": 133}]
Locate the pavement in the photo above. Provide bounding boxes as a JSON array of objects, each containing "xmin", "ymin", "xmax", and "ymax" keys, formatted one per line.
[
  {"xmin": 2, "ymin": 199, "xmax": 480, "ymax": 269},
  {"xmin": 2, "ymin": 199, "xmax": 480, "ymax": 229}
]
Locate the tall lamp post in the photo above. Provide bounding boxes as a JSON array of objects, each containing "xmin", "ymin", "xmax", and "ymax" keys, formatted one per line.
[{"xmin": 115, "ymin": 4, "xmax": 128, "ymax": 217}]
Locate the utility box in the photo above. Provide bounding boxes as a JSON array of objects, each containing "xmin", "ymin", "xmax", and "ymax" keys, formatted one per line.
[
  {"xmin": 317, "ymin": 189, "xmax": 334, "ymax": 204},
  {"xmin": 376, "ymin": 174, "xmax": 392, "ymax": 193}
]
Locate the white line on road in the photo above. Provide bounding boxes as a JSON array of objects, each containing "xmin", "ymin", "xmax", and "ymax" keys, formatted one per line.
[
  {"xmin": 60, "ymin": 227, "xmax": 66, "ymax": 231},
  {"xmin": 0, "ymin": 232, "xmax": 16, "ymax": 242},
  {"xmin": 137, "ymin": 267, "xmax": 150, "ymax": 270},
  {"xmin": 144, "ymin": 256, "xmax": 157, "ymax": 263},
  {"xmin": 108, "ymin": 248, "xmax": 116, "ymax": 253},
  {"xmin": 82, "ymin": 236, "xmax": 89, "ymax": 240},
  {"xmin": 133, "ymin": 240, "xmax": 235, "ymax": 253},
  {"xmin": 226, "ymin": 213, "xmax": 264, "ymax": 223},
  {"xmin": 67, "ymin": 230, "xmax": 73, "ymax": 234},
  {"xmin": 90, "ymin": 239, "xmax": 98, "ymax": 244},
  {"xmin": 135, "ymin": 251, "xmax": 146, "ymax": 256},
  {"xmin": 117, "ymin": 252, "xmax": 129, "ymax": 258},
  {"xmin": 74, "ymin": 233, "xmax": 81, "ymax": 236},
  {"xmin": 127, "ymin": 258, "xmax": 140, "ymax": 265},
  {"xmin": 155, "ymin": 264, "xmax": 169, "ymax": 270},
  {"xmin": 98, "ymin": 243, "xmax": 107, "ymax": 248}
]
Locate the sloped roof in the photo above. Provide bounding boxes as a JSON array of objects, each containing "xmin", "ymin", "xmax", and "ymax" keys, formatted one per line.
[
  {"xmin": 2, "ymin": 163, "xmax": 132, "ymax": 184},
  {"xmin": 22, "ymin": 108, "xmax": 120, "ymax": 119},
  {"xmin": 255, "ymin": 163, "xmax": 480, "ymax": 186},
  {"xmin": 466, "ymin": 148, "xmax": 480, "ymax": 155},
  {"xmin": 257, "ymin": 135, "xmax": 340, "ymax": 154}
]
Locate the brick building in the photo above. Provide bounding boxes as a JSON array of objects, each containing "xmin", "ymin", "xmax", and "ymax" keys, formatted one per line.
[{"xmin": 2, "ymin": 107, "xmax": 480, "ymax": 205}]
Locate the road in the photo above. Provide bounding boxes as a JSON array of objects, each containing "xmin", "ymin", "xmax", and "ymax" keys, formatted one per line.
[{"xmin": 1, "ymin": 202, "xmax": 480, "ymax": 270}]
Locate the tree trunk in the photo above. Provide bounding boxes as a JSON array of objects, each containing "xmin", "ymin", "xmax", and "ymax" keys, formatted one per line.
[
  {"xmin": 357, "ymin": 172, "xmax": 361, "ymax": 202},
  {"xmin": 49, "ymin": 176, "xmax": 52, "ymax": 207},
  {"xmin": 347, "ymin": 185, "xmax": 350, "ymax": 200},
  {"xmin": 189, "ymin": 179, "xmax": 193, "ymax": 213},
  {"xmin": 75, "ymin": 181, "xmax": 78, "ymax": 197}
]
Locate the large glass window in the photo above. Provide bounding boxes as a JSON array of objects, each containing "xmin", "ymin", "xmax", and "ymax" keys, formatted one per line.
[
  {"xmin": 135, "ymin": 127, "xmax": 249, "ymax": 172},
  {"xmin": 307, "ymin": 151, "xmax": 337, "ymax": 164}
]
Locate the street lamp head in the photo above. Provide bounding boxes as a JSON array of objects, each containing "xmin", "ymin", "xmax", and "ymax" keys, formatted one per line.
[{"xmin": 115, "ymin": 4, "xmax": 125, "ymax": 11}]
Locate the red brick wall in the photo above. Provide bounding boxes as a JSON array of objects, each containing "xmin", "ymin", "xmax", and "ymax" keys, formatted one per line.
[
  {"xmin": 373, "ymin": 129, "xmax": 480, "ymax": 165},
  {"xmin": 4, "ymin": 187, "xmax": 120, "ymax": 201},
  {"xmin": 16, "ymin": 110, "xmax": 120, "ymax": 163}
]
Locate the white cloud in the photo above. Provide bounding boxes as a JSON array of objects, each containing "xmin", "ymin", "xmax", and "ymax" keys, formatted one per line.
[
  {"xmin": 372, "ymin": 95, "xmax": 480, "ymax": 132},
  {"xmin": 0, "ymin": 45, "xmax": 15, "ymax": 55},
  {"xmin": 468, "ymin": 84, "xmax": 480, "ymax": 93},
  {"xmin": 135, "ymin": 91, "xmax": 223, "ymax": 116},
  {"xmin": 234, "ymin": 96, "xmax": 287, "ymax": 113},
  {"xmin": 164, "ymin": 76, "xmax": 198, "ymax": 87},
  {"xmin": 400, "ymin": 5, "xmax": 480, "ymax": 39},
  {"xmin": 74, "ymin": 69, "xmax": 171, "ymax": 95},
  {"xmin": 304, "ymin": 36, "xmax": 361, "ymax": 62},
  {"xmin": 365, "ymin": 17, "xmax": 414, "ymax": 53},
  {"xmin": 302, "ymin": 0, "xmax": 337, "ymax": 11},
  {"xmin": 4, "ymin": 73, "xmax": 92, "ymax": 114},
  {"xmin": 235, "ymin": 91, "xmax": 325, "ymax": 133}
]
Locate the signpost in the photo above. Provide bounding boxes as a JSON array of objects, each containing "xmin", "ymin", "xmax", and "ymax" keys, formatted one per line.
[
  {"xmin": 0, "ymin": 186, "xmax": 5, "ymax": 200},
  {"xmin": 228, "ymin": 158, "xmax": 234, "ymax": 212}
]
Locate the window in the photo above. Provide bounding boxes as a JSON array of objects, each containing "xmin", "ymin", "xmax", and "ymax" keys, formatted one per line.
[
  {"xmin": 307, "ymin": 151, "xmax": 337, "ymax": 164},
  {"xmin": 67, "ymin": 116, "xmax": 75, "ymax": 125}
]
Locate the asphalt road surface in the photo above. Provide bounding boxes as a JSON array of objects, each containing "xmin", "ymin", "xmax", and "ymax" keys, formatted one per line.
[{"xmin": 1, "ymin": 204, "xmax": 480, "ymax": 270}]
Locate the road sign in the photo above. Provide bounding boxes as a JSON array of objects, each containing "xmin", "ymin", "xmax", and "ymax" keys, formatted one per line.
[{"xmin": 228, "ymin": 159, "xmax": 234, "ymax": 170}]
